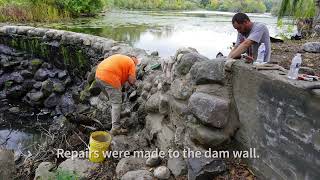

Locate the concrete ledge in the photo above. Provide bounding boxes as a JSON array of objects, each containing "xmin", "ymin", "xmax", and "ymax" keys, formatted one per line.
[{"xmin": 232, "ymin": 61, "xmax": 320, "ymax": 180}]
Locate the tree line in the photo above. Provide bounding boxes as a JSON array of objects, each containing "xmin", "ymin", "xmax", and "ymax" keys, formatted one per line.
[{"xmin": 0, "ymin": 0, "xmax": 318, "ymax": 23}]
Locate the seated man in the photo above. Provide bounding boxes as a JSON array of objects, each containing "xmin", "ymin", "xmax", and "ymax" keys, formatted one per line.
[
  {"xmin": 95, "ymin": 54, "xmax": 139, "ymax": 135},
  {"xmin": 228, "ymin": 13, "xmax": 271, "ymax": 63}
]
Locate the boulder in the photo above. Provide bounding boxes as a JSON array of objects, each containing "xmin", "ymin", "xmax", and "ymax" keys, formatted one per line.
[
  {"xmin": 111, "ymin": 135, "xmax": 140, "ymax": 153},
  {"xmin": 159, "ymin": 94, "xmax": 169, "ymax": 115},
  {"xmin": 41, "ymin": 79, "xmax": 54, "ymax": 96},
  {"xmin": 53, "ymin": 82, "xmax": 66, "ymax": 94},
  {"xmin": 146, "ymin": 155, "xmax": 161, "ymax": 167},
  {"xmin": 145, "ymin": 114, "xmax": 175, "ymax": 151},
  {"xmin": 175, "ymin": 47, "xmax": 198, "ymax": 58},
  {"xmin": 187, "ymin": 157, "xmax": 226, "ymax": 180},
  {"xmin": 145, "ymin": 93, "xmax": 160, "ymax": 113},
  {"xmin": 188, "ymin": 92, "xmax": 229, "ymax": 128},
  {"xmin": 121, "ymin": 170, "xmax": 153, "ymax": 180},
  {"xmin": 303, "ymin": 42, "xmax": 320, "ymax": 53},
  {"xmin": 33, "ymin": 81, "xmax": 42, "ymax": 89},
  {"xmin": 2, "ymin": 61, "xmax": 20, "ymax": 72},
  {"xmin": 170, "ymin": 78, "xmax": 193, "ymax": 100},
  {"xmin": 44, "ymin": 93, "xmax": 61, "ymax": 108},
  {"xmin": 58, "ymin": 70, "xmax": 68, "ymax": 79},
  {"xmin": 34, "ymin": 68, "xmax": 49, "ymax": 81},
  {"xmin": 196, "ymin": 84, "xmax": 229, "ymax": 99},
  {"xmin": 22, "ymin": 79, "xmax": 36, "ymax": 92},
  {"xmin": 175, "ymin": 52, "xmax": 209, "ymax": 76},
  {"xmin": 6, "ymin": 85, "xmax": 26, "ymax": 99},
  {"xmin": 58, "ymin": 158, "xmax": 99, "ymax": 179},
  {"xmin": 116, "ymin": 157, "xmax": 146, "ymax": 178},
  {"xmin": 20, "ymin": 70, "xmax": 34, "ymax": 79},
  {"xmin": 58, "ymin": 93, "xmax": 76, "ymax": 115},
  {"xmin": 8, "ymin": 72, "xmax": 24, "ymax": 84},
  {"xmin": 153, "ymin": 166, "xmax": 171, "ymax": 179},
  {"xmin": 41, "ymin": 62, "xmax": 53, "ymax": 69},
  {"xmin": 314, "ymin": 25, "xmax": 320, "ymax": 34},
  {"xmin": 188, "ymin": 123, "xmax": 229, "ymax": 148},
  {"xmin": 34, "ymin": 162, "xmax": 55, "ymax": 180},
  {"xmin": 26, "ymin": 91, "xmax": 44, "ymax": 103},
  {"xmin": 169, "ymin": 99, "xmax": 189, "ymax": 116},
  {"xmin": 30, "ymin": 59, "xmax": 44, "ymax": 72},
  {"xmin": 167, "ymin": 157, "xmax": 188, "ymax": 177},
  {"xmin": 190, "ymin": 59, "xmax": 225, "ymax": 85},
  {"xmin": 0, "ymin": 149, "xmax": 16, "ymax": 179}
]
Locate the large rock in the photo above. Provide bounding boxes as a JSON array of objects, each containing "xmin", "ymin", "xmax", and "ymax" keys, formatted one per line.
[
  {"xmin": 116, "ymin": 157, "xmax": 146, "ymax": 178},
  {"xmin": 167, "ymin": 157, "xmax": 188, "ymax": 177},
  {"xmin": 8, "ymin": 72, "xmax": 24, "ymax": 84},
  {"xmin": 53, "ymin": 82, "xmax": 66, "ymax": 94},
  {"xmin": 41, "ymin": 79, "xmax": 54, "ymax": 95},
  {"xmin": 175, "ymin": 52, "xmax": 209, "ymax": 76},
  {"xmin": 175, "ymin": 47, "xmax": 198, "ymax": 58},
  {"xmin": 188, "ymin": 123, "xmax": 229, "ymax": 148},
  {"xmin": 190, "ymin": 59, "xmax": 225, "ymax": 85},
  {"xmin": 34, "ymin": 162, "xmax": 55, "ymax": 180},
  {"xmin": 58, "ymin": 93, "xmax": 76, "ymax": 115},
  {"xmin": 170, "ymin": 78, "xmax": 193, "ymax": 100},
  {"xmin": 159, "ymin": 94, "xmax": 169, "ymax": 115},
  {"xmin": 188, "ymin": 92, "xmax": 229, "ymax": 128},
  {"xmin": 153, "ymin": 166, "xmax": 171, "ymax": 179},
  {"xmin": 111, "ymin": 135, "xmax": 140, "ymax": 153},
  {"xmin": 145, "ymin": 114, "xmax": 175, "ymax": 151},
  {"xmin": 34, "ymin": 68, "xmax": 49, "ymax": 81},
  {"xmin": 58, "ymin": 158, "xmax": 99, "ymax": 179},
  {"xmin": 26, "ymin": 91, "xmax": 44, "ymax": 103},
  {"xmin": 187, "ymin": 157, "xmax": 226, "ymax": 180},
  {"xmin": 0, "ymin": 149, "xmax": 15, "ymax": 179},
  {"xmin": 145, "ymin": 93, "xmax": 160, "ymax": 113},
  {"xmin": 6, "ymin": 85, "xmax": 26, "ymax": 99},
  {"xmin": 303, "ymin": 42, "xmax": 320, "ymax": 53},
  {"xmin": 314, "ymin": 25, "xmax": 320, "ymax": 34},
  {"xmin": 169, "ymin": 99, "xmax": 189, "ymax": 116},
  {"xmin": 196, "ymin": 84, "xmax": 229, "ymax": 99},
  {"xmin": 22, "ymin": 79, "xmax": 36, "ymax": 92},
  {"xmin": 44, "ymin": 93, "xmax": 61, "ymax": 108},
  {"xmin": 121, "ymin": 170, "xmax": 153, "ymax": 180},
  {"xmin": 146, "ymin": 155, "xmax": 161, "ymax": 167}
]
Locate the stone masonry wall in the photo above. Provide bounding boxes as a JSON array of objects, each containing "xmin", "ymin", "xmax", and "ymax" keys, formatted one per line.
[
  {"xmin": 0, "ymin": 26, "xmax": 157, "ymax": 78},
  {"xmin": 1, "ymin": 26, "xmax": 320, "ymax": 179}
]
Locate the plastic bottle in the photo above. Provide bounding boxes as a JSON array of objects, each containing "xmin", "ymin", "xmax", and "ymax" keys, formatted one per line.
[
  {"xmin": 288, "ymin": 53, "xmax": 302, "ymax": 80},
  {"xmin": 255, "ymin": 43, "xmax": 266, "ymax": 63}
]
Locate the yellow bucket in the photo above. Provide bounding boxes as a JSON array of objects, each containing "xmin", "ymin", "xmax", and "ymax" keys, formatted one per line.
[{"xmin": 89, "ymin": 131, "xmax": 112, "ymax": 163}]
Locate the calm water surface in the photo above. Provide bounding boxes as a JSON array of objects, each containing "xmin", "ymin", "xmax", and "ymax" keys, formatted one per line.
[{"xmin": 37, "ymin": 10, "xmax": 290, "ymax": 59}]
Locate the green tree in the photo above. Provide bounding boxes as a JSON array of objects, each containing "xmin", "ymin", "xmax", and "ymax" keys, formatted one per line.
[{"xmin": 278, "ymin": 0, "xmax": 316, "ymax": 19}]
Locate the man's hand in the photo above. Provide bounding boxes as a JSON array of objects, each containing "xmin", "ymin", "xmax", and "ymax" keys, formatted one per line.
[{"xmin": 242, "ymin": 54, "xmax": 254, "ymax": 63}]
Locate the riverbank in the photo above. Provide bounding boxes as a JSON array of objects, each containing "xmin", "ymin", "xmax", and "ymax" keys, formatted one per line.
[{"xmin": 271, "ymin": 36, "xmax": 320, "ymax": 75}]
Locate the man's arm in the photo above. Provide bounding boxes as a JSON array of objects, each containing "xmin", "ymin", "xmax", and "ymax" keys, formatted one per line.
[
  {"xmin": 228, "ymin": 39, "xmax": 254, "ymax": 59},
  {"xmin": 229, "ymin": 45, "xmax": 239, "ymax": 58}
]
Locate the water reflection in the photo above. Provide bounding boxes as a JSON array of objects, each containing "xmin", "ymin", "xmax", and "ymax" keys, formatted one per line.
[
  {"xmin": 38, "ymin": 10, "xmax": 290, "ymax": 59},
  {"xmin": 0, "ymin": 129, "xmax": 42, "ymax": 153}
]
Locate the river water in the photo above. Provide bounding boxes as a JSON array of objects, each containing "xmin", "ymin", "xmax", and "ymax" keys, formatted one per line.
[{"xmin": 39, "ymin": 10, "xmax": 291, "ymax": 59}]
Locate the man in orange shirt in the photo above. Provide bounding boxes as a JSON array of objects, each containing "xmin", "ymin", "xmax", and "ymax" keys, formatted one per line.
[{"xmin": 95, "ymin": 54, "xmax": 139, "ymax": 135}]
